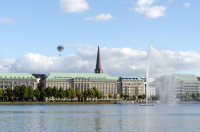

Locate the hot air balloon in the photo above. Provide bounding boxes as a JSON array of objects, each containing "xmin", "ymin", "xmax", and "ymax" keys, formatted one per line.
[{"xmin": 57, "ymin": 45, "xmax": 64, "ymax": 56}]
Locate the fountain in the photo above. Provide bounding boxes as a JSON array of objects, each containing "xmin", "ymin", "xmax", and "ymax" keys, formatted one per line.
[{"xmin": 140, "ymin": 46, "xmax": 154, "ymax": 106}]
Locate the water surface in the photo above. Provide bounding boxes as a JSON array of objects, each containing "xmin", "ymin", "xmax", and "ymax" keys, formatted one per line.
[{"xmin": 0, "ymin": 104, "xmax": 200, "ymax": 132}]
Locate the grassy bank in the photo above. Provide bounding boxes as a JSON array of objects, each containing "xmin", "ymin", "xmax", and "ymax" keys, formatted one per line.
[{"xmin": 0, "ymin": 101, "xmax": 115, "ymax": 105}]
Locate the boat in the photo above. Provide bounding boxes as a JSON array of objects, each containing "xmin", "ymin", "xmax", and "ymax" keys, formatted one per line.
[
  {"xmin": 116, "ymin": 99, "xmax": 135, "ymax": 104},
  {"xmin": 140, "ymin": 104, "xmax": 154, "ymax": 106}
]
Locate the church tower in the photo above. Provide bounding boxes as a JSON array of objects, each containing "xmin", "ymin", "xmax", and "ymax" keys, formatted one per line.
[{"xmin": 95, "ymin": 45, "xmax": 103, "ymax": 73}]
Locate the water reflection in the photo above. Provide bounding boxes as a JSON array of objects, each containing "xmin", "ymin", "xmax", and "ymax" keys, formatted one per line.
[{"xmin": 0, "ymin": 104, "xmax": 200, "ymax": 132}]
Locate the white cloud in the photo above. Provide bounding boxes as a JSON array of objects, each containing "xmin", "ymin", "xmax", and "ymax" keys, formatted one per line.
[
  {"xmin": 0, "ymin": 45, "xmax": 199, "ymax": 77},
  {"xmin": 0, "ymin": 57, "xmax": 14, "ymax": 72},
  {"xmin": 183, "ymin": 2, "xmax": 190, "ymax": 8},
  {"xmin": 85, "ymin": 13, "xmax": 113, "ymax": 21},
  {"xmin": 60, "ymin": 0, "xmax": 89, "ymax": 13},
  {"xmin": 136, "ymin": 0, "xmax": 155, "ymax": 6},
  {"xmin": 134, "ymin": 5, "xmax": 166, "ymax": 18},
  {"xmin": 133, "ymin": 0, "xmax": 167, "ymax": 18},
  {"xmin": 0, "ymin": 18, "xmax": 17, "ymax": 24}
]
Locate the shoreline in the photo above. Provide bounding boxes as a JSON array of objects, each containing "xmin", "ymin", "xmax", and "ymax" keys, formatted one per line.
[{"xmin": 0, "ymin": 101, "xmax": 114, "ymax": 105}]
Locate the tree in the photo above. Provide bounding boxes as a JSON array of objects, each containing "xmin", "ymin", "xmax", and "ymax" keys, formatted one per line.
[
  {"xmin": 108, "ymin": 93, "xmax": 112, "ymax": 99},
  {"xmin": 40, "ymin": 87, "xmax": 46, "ymax": 101},
  {"xmin": 123, "ymin": 94, "xmax": 130, "ymax": 100},
  {"xmin": 27, "ymin": 86, "xmax": 34, "ymax": 101},
  {"xmin": 120, "ymin": 93, "xmax": 124, "ymax": 98},
  {"xmin": 13, "ymin": 86, "xmax": 20, "ymax": 100},
  {"xmin": 88, "ymin": 89, "xmax": 96, "ymax": 101},
  {"xmin": 46, "ymin": 87, "xmax": 53, "ymax": 100},
  {"xmin": 185, "ymin": 92, "xmax": 190, "ymax": 100},
  {"xmin": 76, "ymin": 88, "xmax": 83, "ymax": 101},
  {"xmin": 65, "ymin": 89, "xmax": 72, "ymax": 101},
  {"xmin": 34, "ymin": 88, "xmax": 40, "ymax": 101},
  {"xmin": 132, "ymin": 95, "xmax": 137, "ymax": 101},
  {"xmin": 0, "ymin": 89, "xmax": 4, "ymax": 100},
  {"xmin": 93, "ymin": 87, "xmax": 103, "ymax": 100},
  {"xmin": 138, "ymin": 95, "xmax": 143, "ymax": 101},
  {"xmin": 83, "ymin": 90, "xmax": 89, "ymax": 101},
  {"xmin": 6, "ymin": 87, "xmax": 13, "ymax": 101},
  {"xmin": 151, "ymin": 95, "xmax": 156, "ymax": 100},
  {"xmin": 191, "ymin": 93, "xmax": 197, "ymax": 100},
  {"xmin": 59, "ymin": 87, "xmax": 66, "ymax": 100},
  {"xmin": 20, "ymin": 85, "xmax": 28, "ymax": 101},
  {"xmin": 113, "ymin": 94, "xmax": 118, "ymax": 99},
  {"xmin": 52, "ymin": 86, "xmax": 59, "ymax": 100},
  {"xmin": 69, "ymin": 88, "xmax": 76, "ymax": 100},
  {"xmin": 142, "ymin": 94, "xmax": 146, "ymax": 100},
  {"xmin": 197, "ymin": 93, "xmax": 200, "ymax": 98}
]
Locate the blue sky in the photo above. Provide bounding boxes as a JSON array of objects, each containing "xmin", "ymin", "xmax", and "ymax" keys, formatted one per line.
[{"xmin": 0, "ymin": 0, "xmax": 200, "ymax": 76}]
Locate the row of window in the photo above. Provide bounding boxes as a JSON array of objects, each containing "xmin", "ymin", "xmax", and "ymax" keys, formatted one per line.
[{"xmin": 0, "ymin": 82, "xmax": 34, "ymax": 85}]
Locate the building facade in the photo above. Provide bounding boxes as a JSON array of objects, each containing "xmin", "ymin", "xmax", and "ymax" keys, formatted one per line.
[
  {"xmin": 174, "ymin": 74, "xmax": 200, "ymax": 95},
  {"xmin": 44, "ymin": 73, "xmax": 121, "ymax": 97},
  {"xmin": 121, "ymin": 77, "xmax": 145, "ymax": 96},
  {"xmin": 0, "ymin": 73, "xmax": 37, "ymax": 90}
]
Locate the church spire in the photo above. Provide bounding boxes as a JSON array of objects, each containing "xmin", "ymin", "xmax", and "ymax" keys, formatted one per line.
[{"xmin": 95, "ymin": 45, "xmax": 103, "ymax": 73}]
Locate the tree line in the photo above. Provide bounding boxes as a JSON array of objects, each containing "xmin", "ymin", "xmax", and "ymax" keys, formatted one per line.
[
  {"xmin": 0, "ymin": 85, "xmax": 112, "ymax": 102},
  {"xmin": 120, "ymin": 93, "xmax": 147, "ymax": 102},
  {"xmin": 176, "ymin": 92, "xmax": 200, "ymax": 101}
]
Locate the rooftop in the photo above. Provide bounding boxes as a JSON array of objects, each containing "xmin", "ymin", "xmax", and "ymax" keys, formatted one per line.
[
  {"xmin": 174, "ymin": 75, "xmax": 198, "ymax": 81},
  {"xmin": 121, "ymin": 77, "xmax": 144, "ymax": 81},
  {"xmin": 46, "ymin": 73, "xmax": 119, "ymax": 80},
  {"xmin": 0, "ymin": 73, "xmax": 36, "ymax": 79}
]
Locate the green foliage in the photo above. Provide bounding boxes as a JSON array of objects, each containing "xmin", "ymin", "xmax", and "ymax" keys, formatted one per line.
[
  {"xmin": 46, "ymin": 87, "xmax": 53, "ymax": 98},
  {"xmin": 52, "ymin": 86, "xmax": 59, "ymax": 99},
  {"xmin": 27, "ymin": 86, "xmax": 34, "ymax": 101},
  {"xmin": 6, "ymin": 87, "xmax": 13, "ymax": 100},
  {"xmin": 123, "ymin": 94, "xmax": 130, "ymax": 100},
  {"xmin": 20, "ymin": 85, "xmax": 28, "ymax": 100},
  {"xmin": 59, "ymin": 87, "xmax": 65, "ymax": 99},
  {"xmin": 138, "ymin": 95, "xmax": 143, "ymax": 99},
  {"xmin": 132, "ymin": 95, "xmax": 137, "ymax": 101},
  {"xmin": 0, "ymin": 89, "xmax": 4, "ymax": 99},
  {"xmin": 142, "ymin": 94, "xmax": 146, "ymax": 100},
  {"xmin": 65, "ymin": 89, "xmax": 72, "ymax": 99},
  {"xmin": 34, "ymin": 88, "xmax": 40, "ymax": 100},
  {"xmin": 76, "ymin": 88, "xmax": 83, "ymax": 101},
  {"xmin": 185, "ymin": 92, "xmax": 190, "ymax": 100},
  {"xmin": 108, "ymin": 93, "xmax": 112, "ymax": 99},
  {"xmin": 197, "ymin": 93, "xmax": 200, "ymax": 98},
  {"xmin": 120, "ymin": 93, "xmax": 124, "ymax": 98},
  {"xmin": 88, "ymin": 89, "xmax": 96, "ymax": 100},
  {"xmin": 83, "ymin": 90, "xmax": 89, "ymax": 101},
  {"xmin": 40, "ymin": 87, "xmax": 46, "ymax": 101},
  {"xmin": 13, "ymin": 86, "xmax": 20, "ymax": 99},
  {"xmin": 93, "ymin": 87, "xmax": 103, "ymax": 99},
  {"xmin": 69, "ymin": 88, "xmax": 76, "ymax": 99},
  {"xmin": 191, "ymin": 93, "xmax": 197, "ymax": 100},
  {"xmin": 151, "ymin": 95, "xmax": 156, "ymax": 100},
  {"xmin": 113, "ymin": 94, "xmax": 118, "ymax": 99}
]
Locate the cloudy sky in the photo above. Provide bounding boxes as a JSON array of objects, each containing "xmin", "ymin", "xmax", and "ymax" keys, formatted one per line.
[{"xmin": 0, "ymin": 0, "xmax": 200, "ymax": 77}]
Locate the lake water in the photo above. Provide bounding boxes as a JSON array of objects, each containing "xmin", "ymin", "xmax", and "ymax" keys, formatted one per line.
[{"xmin": 0, "ymin": 104, "xmax": 200, "ymax": 132}]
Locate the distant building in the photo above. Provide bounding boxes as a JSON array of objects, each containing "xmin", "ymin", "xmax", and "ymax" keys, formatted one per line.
[
  {"xmin": 174, "ymin": 74, "xmax": 200, "ymax": 95},
  {"xmin": 42, "ymin": 46, "xmax": 148, "ymax": 97},
  {"xmin": 121, "ymin": 77, "xmax": 145, "ymax": 96},
  {"xmin": 147, "ymin": 77, "xmax": 156, "ymax": 97},
  {"xmin": 0, "ymin": 73, "xmax": 37, "ymax": 90},
  {"xmin": 44, "ymin": 73, "xmax": 121, "ymax": 97}
]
